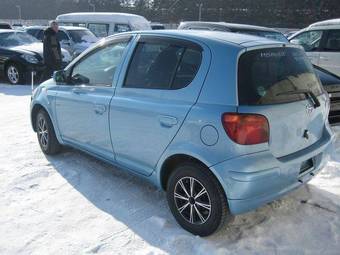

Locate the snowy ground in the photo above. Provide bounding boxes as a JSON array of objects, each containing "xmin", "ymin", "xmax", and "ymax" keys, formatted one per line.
[{"xmin": 0, "ymin": 84, "xmax": 339, "ymax": 255}]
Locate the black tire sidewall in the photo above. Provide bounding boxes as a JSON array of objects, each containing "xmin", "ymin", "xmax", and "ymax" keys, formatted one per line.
[{"xmin": 167, "ymin": 162, "xmax": 225, "ymax": 236}]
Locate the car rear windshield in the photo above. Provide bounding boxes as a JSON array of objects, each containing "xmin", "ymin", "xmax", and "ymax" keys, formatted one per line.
[{"xmin": 238, "ymin": 47, "xmax": 323, "ymax": 105}]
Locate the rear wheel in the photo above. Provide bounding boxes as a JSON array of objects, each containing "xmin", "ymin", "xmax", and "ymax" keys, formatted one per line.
[
  {"xmin": 36, "ymin": 110, "xmax": 61, "ymax": 155},
  {"xmin": 166, "ymin": 161, "xmax": 232, "ymax": 236},
  {"xmin": 6, "ymin": 63, "xmax": 25, "ymax": 85}
]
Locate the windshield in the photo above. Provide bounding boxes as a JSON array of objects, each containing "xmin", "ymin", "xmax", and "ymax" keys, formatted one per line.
[
  {"xmin": 0, "ymin": 32, "xmax": 39, "ymax": 47},
  {"xmin": 68, "ymin": 30, "xmax": 98, "ymax": 44},
  {"xmin": 241, "ymin": 30, "xmax": 289, "ymax": 43},
  {"xmin": 238, "ymin": 47, "xmax": 323, "ymax": 105}
]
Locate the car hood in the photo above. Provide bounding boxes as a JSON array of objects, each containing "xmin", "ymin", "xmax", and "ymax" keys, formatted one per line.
[
  {"xmin": 10, "ymin": 42, "xmax": 72, "ymax": 62},
  {"xmin": 10, "ymin": 43, "xmax": 44, "ymax": 57}
]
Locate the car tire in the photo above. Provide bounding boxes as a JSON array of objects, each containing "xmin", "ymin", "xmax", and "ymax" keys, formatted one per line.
[
  {"xmin": 166, "ymin": 161, "xmax": 232, "ymax": 236},
  {"xmin": 36, "ymin": 110, "xmax": 61, "ymax": 155},
  {"xmin": 6, "ymin": 63, "xmax": 26, "ymax": 85}
]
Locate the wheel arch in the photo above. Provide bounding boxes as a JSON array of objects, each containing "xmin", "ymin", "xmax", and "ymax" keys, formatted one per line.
[
  {"xmin": 31, "ymin": 103, "xmax": 47, "ymax": 132},
  {"xmin": 159, "ymin": 154, "xmax": 229, "ymax": 200}
]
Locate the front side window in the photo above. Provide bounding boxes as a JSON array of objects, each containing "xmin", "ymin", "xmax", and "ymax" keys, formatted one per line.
[
  {"xmin": 114, "ymin": 24, "xmax": 131, "ymax": 33},
  {"xmin": 68, "ymin": 30, "xmax": 98, "ymax": 43},
  {"xmin": 57, "ymin": 31, "xmax": 69, "ymax": 42},
  {"xmin": 124, "ymin": 39, "xmax": 202, "ymax": 90},
  {"xmin": 71, "ymin": 39, "xmax": 129, "ymax": 86},
  {"xmin": 324, "ymin": 30, "xmax": 340, "ymax": 52},
  {"xmin": 238, "ymin": 47, "xmax": 323, "ymax": 105},
  {"xmin": 88, "ymin": 23, "xmax": 109, "ymax": 37},
  {"xmin": 290, "ymin": 30, "xmax": 323, "ymax": 51}
]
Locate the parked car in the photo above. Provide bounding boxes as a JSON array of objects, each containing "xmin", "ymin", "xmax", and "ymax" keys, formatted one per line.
[
  {"xmin": 0, "ymin": 22, "xmax": 12, "ymax": 29},
  {"xmin": 178, "ymin": 21, "xmax": 288, "ymax": 42},
  {"xmin": 289, "ymin": 18, "xmax": 340, "ymax": 76},
  {"xmin": 30, "ymin": 30, "xmax": 334, "ymax": 236},
  {"xmin": 314, "ymin": 64, "xmax": 340, "ymax": 124},
  {"xmin": 26, "ymin": 26, "xmax": 98, "ymax": 57},
  {"xmin": 56, "ymin": 12, "xmax": 151, "ymax": 38},
  {"xmin": 12, "ymin": 24, "xmax": 25, "ymax": 31},
  {"xmin": 150, "ymin": 22, "xmax": 165, "ymax": 30},
  {"xmin": 0, "ymin": 30, "xmax": 71, "ymax": 84}
]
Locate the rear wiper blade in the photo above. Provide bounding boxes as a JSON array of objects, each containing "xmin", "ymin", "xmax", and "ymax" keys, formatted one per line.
[{"xmin": 276, "ymin": 89, "xmax": 321, "ymax": 108}]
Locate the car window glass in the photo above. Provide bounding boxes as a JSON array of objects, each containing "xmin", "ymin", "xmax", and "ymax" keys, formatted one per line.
[
  {"xmin": 57, "ymin": 31, "xmax": 69, "ymax": 42},
  {"xmin": 238, "ymin": 47, "xmax": 323, "ymax": 105},
  {"xmin": 37, "ymin": 30, "xmax": 44, "ymax": 41},
  {"xmin": 71, "ymin": 40, "xmax": 129, "ymax": 87},
  {"xmin": 88, "ymin": 23, "xmax": 109, "ymax": 37},
  {"xmin": 114, "ymin": 24, "xmax": 131, "ymax": 33},
  {"xmin": 291, "ymin": 31, "xmax": 323, "ymax": 51},
  {"xmin": 124, "ymin": 40, "xmax": 202, "ymax": 90},
  {"xmin": 324, "ymin": 30, "xmax": 340, "ymax": 51}
]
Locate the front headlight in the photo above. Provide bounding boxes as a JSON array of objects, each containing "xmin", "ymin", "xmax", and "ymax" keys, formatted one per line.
[{"xmin": 21, "ymin": 54, "xmax": 39, "ymax": 64}]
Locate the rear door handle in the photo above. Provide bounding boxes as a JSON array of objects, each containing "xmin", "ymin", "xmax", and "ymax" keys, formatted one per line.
[
  {"xmin": 320, "ymin": 56, "xmax": 329, "ymax": 61},
  {"xmin": 159, "ymin": 115, "xmax": 178, "ymax": 128},
  {"xmin": 94, "ymin": 104, "xmax": 106, "ymax": 115}
]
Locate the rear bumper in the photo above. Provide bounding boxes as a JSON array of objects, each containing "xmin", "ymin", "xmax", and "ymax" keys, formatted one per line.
[{"xmin": 210, "ymin": 124, "xmax": 335, "ymax": 215}]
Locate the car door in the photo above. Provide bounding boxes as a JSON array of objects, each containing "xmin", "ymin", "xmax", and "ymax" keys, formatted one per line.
[
  {"xmin": 55, "ymin": 35, "xmax": 132, "ymax": 160},
  {"xmin": 57, "ymin": 30, "xmax": 73, "ymax": 54},
  {"xmin": 290, "ymin": 30, "xmax": 323, "ymax": 65},
  {"xmin": 110, "ymin": 35, "xmax": 210, "ymax": 176},
  {"xmin": 318, "ymin": 29, "xmax": 340, "ymax": 76}
]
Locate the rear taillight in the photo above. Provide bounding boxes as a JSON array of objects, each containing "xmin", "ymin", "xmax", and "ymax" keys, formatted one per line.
[{"xmin": 221, "ymin": 113, "xmax": 269, "ymax": 145}]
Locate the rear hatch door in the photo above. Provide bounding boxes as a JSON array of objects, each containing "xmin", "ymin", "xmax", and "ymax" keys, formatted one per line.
[{"xmin": 237, "ymin": 46, "xmax": 328, "ymax": 158}]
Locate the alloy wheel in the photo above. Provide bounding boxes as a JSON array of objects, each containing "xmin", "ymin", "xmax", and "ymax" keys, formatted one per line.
[
  {"xmin": 7, "ymin": 65, "xmax": 20, "ymax": 84},
  {"xmin": 174, "ymin": 176, "xmax": 212, "ymax": 225},
  {"xmin": 37, "ymin": 116, "xmax": 49, "ymax": 149}
]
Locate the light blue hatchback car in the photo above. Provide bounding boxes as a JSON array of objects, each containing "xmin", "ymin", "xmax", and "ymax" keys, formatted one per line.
[{"xmin": 31, "ymin": 30, "xmax": 335, "ymax": 236}]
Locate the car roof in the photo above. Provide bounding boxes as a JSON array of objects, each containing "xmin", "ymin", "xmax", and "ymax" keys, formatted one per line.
[
  {"xmin": 0, "ymin": 29, "xmax": 23, "ymax": 33},
  {"xmin": 56, "ymin": 12, "xmax": 148, "ymax": 23},
  {"xmin": 179, "ymin": 21, "xmax": 280, "ymax": 33},
  {"xmin": 309, "ymin": 18, "xmax": 340, "ymax": 29},
  {"xmin": 26, "ymin": 25, "xmax": 89, "ymax": 31},
  {"xmin": 114, "ymin": 30, "xmax": 285, "ymax": 48}
]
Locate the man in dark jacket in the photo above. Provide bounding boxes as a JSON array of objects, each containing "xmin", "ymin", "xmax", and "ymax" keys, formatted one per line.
[{"xmin": 41, "ymin": 21, "xmax": 62, "ymax": 82}]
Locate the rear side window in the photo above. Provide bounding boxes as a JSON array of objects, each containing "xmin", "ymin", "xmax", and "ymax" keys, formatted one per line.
[
  {"xmin": 124, "ymin": 38, "xmax": 202, "ymax": 90},
  {"xmin": 114, "ymin": 24, "xmax": 131, "ymax": 33},
  {"xmin": 88, "ymin": 23, "xmax": 109, "ymax": 37},
  {"xmin": 324, "ymin": 30, "xmax": 340, "ymax": 52},
  {"xmin": 238, "ymin": 47, "xmax": 323, "ymax": 105}
]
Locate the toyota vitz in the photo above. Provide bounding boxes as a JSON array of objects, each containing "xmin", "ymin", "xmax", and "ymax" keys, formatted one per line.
[{"xmin": 30, "ymin": 30, "xmax": 335, "ymax": 236}]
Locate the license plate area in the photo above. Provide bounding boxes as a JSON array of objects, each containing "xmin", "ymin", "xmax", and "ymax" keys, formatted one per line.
[{"xmin": 299, "ymin": 158, "xmax": 314, "ymax": 175}]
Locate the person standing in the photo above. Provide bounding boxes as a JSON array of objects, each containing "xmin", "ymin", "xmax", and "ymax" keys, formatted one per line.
[{"xmin": 41, "ymin": 20, "xmax": 62, "ymax": 82}]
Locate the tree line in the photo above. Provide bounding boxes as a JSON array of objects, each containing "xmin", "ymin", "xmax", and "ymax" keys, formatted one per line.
[{"xmin": 1, "ymin": 0, "xmax": 339, "ymax": 28}]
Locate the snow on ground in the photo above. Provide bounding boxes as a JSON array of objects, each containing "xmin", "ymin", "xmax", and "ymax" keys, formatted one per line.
[{"xmin": 0, "ymin": 84, "xmax": 339, "ymax": 255}]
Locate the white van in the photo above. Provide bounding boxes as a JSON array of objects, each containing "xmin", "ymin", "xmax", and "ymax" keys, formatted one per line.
[
  {"xmin": 56, "ymin": 12, "xmax": 151, "ymax": 38},
  {"xmin": 289, "ymin": 18, "xmax": 340, "ymax": 76}
]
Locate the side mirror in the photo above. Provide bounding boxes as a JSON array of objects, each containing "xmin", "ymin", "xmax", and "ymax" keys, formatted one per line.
[
  {"xmin": 61, "ymin": 40, "xmax": 71, "ymax": 46},
  {"xmin": 290, "ymin": 39, "xmax": 301, "ymax": 45},
  {"xmin": 71, "ymin": 73, "xmax": 90, "ymax": 85},
  {"xmin": 53, "ymin": 70, "xmax": 66, "ymax": 84}
]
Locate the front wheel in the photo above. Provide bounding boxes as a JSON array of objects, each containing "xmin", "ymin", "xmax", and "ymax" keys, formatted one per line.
[
  {"xmin": 6, "ymin": 63, "xmax": 25, "ymax": 85},
  {"xmin": 36, "ymin": 110, "xmax": 61, "ymax": 155},
  {"xmin": 166, "ymin": 162, "xmax": 232, "ymax": 236}
]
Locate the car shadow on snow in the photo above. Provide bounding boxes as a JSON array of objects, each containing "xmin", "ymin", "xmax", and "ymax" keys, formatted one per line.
[
  {"xmin": 43, "ymin": 144, "xmax": 340, "ymax": 254},
  {"xmin": 0, "ymin": 84, "xmax": 33, "ymax": 96}
]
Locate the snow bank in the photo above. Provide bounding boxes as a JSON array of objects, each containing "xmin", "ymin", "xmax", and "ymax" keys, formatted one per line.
[{"xmin": 0, "ymin": 85, "xmax": 339, "ymax": 255}]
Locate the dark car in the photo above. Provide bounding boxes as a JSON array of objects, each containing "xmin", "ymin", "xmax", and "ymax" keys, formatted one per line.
[
  {"xmin": 150, "ymin": 23, "xmax": 165, "ymax": 30},
  {"xmin": 0, "ymin": 30, "xmax": 71, "ymax": 84},
  {"xmin": 314, "ymin": 65, "xmax": 340, "ymax": 124},
  {"xmin": 0, "ymin": 23, "xmax": 12, "ymax": 30},
  {"xmin": 178, "ymin": 21, "xmax": 289, "ymax": 42}
]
